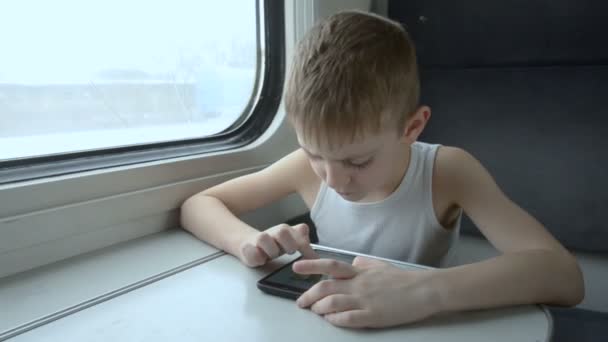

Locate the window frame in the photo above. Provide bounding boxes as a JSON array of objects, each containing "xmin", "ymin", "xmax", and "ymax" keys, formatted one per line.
[{"xmin": 0, "ymin": 0, "xmax": 284, "ymax": 185}]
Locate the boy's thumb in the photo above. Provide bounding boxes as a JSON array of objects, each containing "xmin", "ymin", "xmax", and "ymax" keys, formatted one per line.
[
  {"xmin": 293, "ymin": 223, "xmax": 310, "ymax": 237},
  {"xmin": 352, "ymin": 256, "xmax": 387, "ymax": 268}
]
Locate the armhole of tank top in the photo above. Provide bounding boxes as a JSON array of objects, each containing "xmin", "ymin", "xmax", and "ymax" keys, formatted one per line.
[
  {"xmin": 424, "ymin": 144, "xmax": 451, "ymax": 233},
  {"xmin": 310, "ymin": 181, "xmax": 329, "ymax": 220}
]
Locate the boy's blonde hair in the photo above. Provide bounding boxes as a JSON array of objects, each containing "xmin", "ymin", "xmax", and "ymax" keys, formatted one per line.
[{"xmin": 285, "ymin": 11, "xmax": 420, "ymax": 149}]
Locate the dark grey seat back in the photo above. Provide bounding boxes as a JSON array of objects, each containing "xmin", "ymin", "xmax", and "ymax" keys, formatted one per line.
[{"xmin": 388, "ymin": 1, "xmax": 608, "ymax": 254}]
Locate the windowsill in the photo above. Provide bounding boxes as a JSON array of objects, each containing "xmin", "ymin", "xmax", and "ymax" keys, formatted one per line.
[
  {"xmin": 4, "ymin": 245, "xmax": 552, "ymax": 342},
  {"xmin": 1, "ymin": 229, "xmax": 220, "ymax": 340},
  {"xmin": 8, "ymin": 228, "xmax": 603, "ymax": 340}
]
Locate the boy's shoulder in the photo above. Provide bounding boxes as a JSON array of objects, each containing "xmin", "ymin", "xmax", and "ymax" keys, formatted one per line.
[
  {"xmin": 434, "ymin": 145, "xmax": 480, "ymax": 188},
  {"xmin": 434, "ymin": 145, "xmax": 471, "ymax": 171},
  {"xmin": 433, "ymin": 145, "xmax": 497, "ymax": 206}
]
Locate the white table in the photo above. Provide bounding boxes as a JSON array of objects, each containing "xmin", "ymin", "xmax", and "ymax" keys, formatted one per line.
[{"xmin": 7, "ymin": 251, "xmax": 552, "ymax": 342}]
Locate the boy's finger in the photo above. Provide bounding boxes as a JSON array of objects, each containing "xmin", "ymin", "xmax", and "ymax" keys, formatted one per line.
[
  {"xmin": 352, "ymin": 256, "xmax": 387, "ymax": 268},
  {"xmin": 299, "ymin": 244, "xmax": 319, "ymax": 260},
  {"xmin": 324, "ymin": 310, "xmax": 372, "ymax": 328},
  {"xmin": 241, "ymin": 244, "xmax": 267, "ymax": 267},
  {"xmin": 274, "ymin": 228, "xmax": 298, "ymax": 254},
  {"xmin": 293, "ymin": 223, "xmax": 310, "ymax": 238},
  {"xmin": 292, "ymin": 259, "xmax": 357, "ymax": 279},
  {"xmin": 296, "ymin": 279, "xmax": 348, "ymax": 308},
  {"xmin": 256, "ymin": 233, "xmax": 281, "ymax": 259},
  {"xmin": 310, "ymin": 294, "xmax": 359, "ymax": 315},
  {"xmin": 293, "ymin": 224, "xmax": 319, "ymax": 259}
]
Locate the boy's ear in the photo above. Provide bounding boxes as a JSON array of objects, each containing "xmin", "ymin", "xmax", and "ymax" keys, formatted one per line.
[{"xmin": 401, "ymin": 106, "xmax": 431, "ymax": 143}]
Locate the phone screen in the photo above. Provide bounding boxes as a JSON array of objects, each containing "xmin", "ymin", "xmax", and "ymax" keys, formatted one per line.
[{"xmin": 257, "ymin": 249, "xmax": 355, "ymax": 298}]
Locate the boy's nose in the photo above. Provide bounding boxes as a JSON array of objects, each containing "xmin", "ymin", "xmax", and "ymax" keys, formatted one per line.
[{"xmin": 325, "ymin": 163, "xmax": 350, "ymax": 190}]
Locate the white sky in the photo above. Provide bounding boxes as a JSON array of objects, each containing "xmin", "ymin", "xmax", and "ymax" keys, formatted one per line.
[{"xmin": 0, "ymin": 0, "xmax": 255, "ymax": 84}]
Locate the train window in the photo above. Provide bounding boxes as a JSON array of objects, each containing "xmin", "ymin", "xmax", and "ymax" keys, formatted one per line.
[{"xmin": 0, "ymin": 0, "xmax": 284, "ymax": 184}]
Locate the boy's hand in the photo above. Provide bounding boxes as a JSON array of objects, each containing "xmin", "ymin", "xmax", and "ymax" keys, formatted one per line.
[
  {"xmin": 238, "ymin": 223, "xmax": 318, "ymax": 267},
  {"xmin": 293, "ymin": 257, "xmax": 439, "ymax": 328}
]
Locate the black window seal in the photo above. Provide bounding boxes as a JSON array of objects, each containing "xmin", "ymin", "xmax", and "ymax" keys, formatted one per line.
[{"xmin": 0, "ymin": 0, "xmax": 284, "ymax": 185}]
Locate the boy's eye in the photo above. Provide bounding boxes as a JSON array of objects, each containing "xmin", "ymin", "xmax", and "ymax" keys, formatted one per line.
[{"xmin": 344, "ymin": 158, "xmax": 373, "ymax": 169}]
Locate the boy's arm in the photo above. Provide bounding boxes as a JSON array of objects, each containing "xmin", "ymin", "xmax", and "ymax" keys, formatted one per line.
[
  {"xmin": 180, "ymin": 149, "xmax": 319, "ymax": 263},
  {"xmin": 290, "ymin": 146, "xmax": 583, "ymax": 328},
  {"xmin": 429, "ymin": 147, "xmax": 585, "ymax": 311}
]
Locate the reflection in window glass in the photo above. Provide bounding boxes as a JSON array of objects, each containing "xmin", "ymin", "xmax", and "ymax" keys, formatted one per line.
[{"xmin": 0, "ymin": 0, "xmax": 257, "ymax": 161}]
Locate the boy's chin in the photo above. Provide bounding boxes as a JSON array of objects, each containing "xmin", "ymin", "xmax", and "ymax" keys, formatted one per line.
[{"xmin": 338, "ymin": 191, "xmax": 363, "ymax": 201}]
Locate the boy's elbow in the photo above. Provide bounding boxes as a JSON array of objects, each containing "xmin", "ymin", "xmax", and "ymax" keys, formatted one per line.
[
  {"xmin": 560, "ymin": 280, "xmax": 585, "ymax": 308},
  {"xmin": 180, "ymin": 193, "xmax": 199, "ymax": 212},
  {"xmin": 554, "ymin": 252, "xmax": 585, "ymax": 307},
  {"xmin": 566, "ymin": 264, "xmax": 585, "ymax": 307},
  {"xmin": 179, "ymin": 194, "xmax": 205, "ymax": 232}
]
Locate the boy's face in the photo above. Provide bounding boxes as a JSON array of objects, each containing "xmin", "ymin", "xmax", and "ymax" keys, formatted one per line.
[{"xmin": 297, "ymin": 129, "xmax": 411, "ymax": 203}]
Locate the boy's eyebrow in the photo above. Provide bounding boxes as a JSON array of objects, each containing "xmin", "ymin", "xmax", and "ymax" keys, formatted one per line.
[{"xmin": 300, "ymin": 146, "xmax": 377, "ymax": 160}]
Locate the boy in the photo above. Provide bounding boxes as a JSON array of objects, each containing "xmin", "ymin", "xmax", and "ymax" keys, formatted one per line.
[{"xmin": 181, "ymin": 11, "xmax": 584, "ymax": 328}]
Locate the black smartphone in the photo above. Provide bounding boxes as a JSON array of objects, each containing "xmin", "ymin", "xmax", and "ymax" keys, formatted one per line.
[{"xmin": 257, "ymin": 248, "xmax": 355, "ymax": 300}]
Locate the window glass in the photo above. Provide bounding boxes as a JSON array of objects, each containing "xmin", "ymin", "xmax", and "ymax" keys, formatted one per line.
[{"xmin": 0, "ymin": 0, "xmax": 257, "ymax": 161}]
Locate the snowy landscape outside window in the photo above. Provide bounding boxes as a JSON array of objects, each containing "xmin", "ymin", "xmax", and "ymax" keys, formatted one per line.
[{"xmin": 0, "ymin": 0, "xmax": 258, "ymax": 161}]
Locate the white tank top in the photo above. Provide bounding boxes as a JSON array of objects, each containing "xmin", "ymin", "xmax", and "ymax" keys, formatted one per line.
[{"xmin": 310, "ymin": 142, "xmax": 460, "ymax": 267}]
